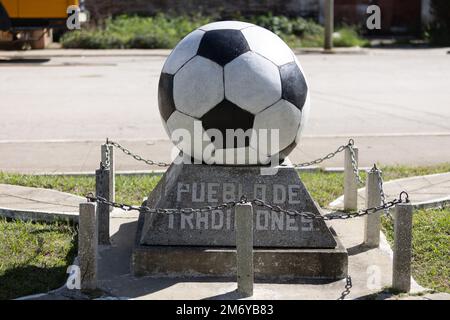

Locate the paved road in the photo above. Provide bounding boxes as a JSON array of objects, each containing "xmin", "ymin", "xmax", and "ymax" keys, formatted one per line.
[{"xmin": 0, "ymin": 48, "xmax": 449, "ymax": 172}]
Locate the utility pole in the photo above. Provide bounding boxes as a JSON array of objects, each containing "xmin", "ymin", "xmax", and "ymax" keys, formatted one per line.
[{"xmin": 324, "ymin": 0, "xmax": 334, "ymax": 51}]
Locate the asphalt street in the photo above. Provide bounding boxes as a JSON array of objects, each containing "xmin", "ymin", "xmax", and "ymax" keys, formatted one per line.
[{"xmin": 0, "ymin": 48, "xmax": 449, "ymax": 172}]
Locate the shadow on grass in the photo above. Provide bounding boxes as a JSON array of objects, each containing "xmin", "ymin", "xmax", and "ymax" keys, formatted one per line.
[
  {"xmin": 0, "ymin": 58, "xmax": 51, "ymax": 64},
  {"xmin": 0, "ymin": 236, "xmax": 77, "ymax": 300}
]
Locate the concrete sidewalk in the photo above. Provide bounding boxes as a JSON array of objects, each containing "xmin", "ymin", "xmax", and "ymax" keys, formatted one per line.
[
  {"xmin": 0, "ymin": 184, "xmax": 83, "ymax": 222},
  {"xmin": 330, "ymin": 172, "xmax": 450, "ymax": 210}
]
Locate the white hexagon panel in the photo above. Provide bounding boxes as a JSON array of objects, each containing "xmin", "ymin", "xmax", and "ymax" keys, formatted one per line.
[
  {"xmin": 162, "ymin": 30, "xmax": 205, "ymax": 75},
  {"xmin": 242, "ymin": 26, "xmax": 295, "ymax": 66},
  {"xmin": 251, "ymin": 100, "xmax": 301, "ymax": 157},
  {"xmin": 224, "ymin": 51, "xmax": 282, "ymax": 114},
  {"xmin": 173, "ymin": 56, "xmax": 224, "ymax": 119}
]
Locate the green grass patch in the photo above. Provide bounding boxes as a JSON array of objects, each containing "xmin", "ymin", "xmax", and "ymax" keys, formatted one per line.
[
  {"xmin": 333, "ymin": 27, "xmax": 369, "ymax": 47},
  {"xmin": 0, "ymin": 172, "xmax": 161, "ymax": 205},
  {"xmin": 0, "ymin": 162, "xmax": 448, "ymax": 297},
  {"xmin": 382, "ymin": 208, "xmax": 450, "ymax": 293},
  {"xmin": 300, "ymin": 163, "xmax": 450, "ymax": 208},
  {"xmin": 0, "ymin": 219, "xmax": 77, "ymax": 300},
  {"xmin": 61, "ymin": 14, "xmax": 367, "ymax": 49}
]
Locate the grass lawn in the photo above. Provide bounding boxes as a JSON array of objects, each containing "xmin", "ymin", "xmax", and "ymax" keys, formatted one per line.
[
  {"xmin": 0, "ymin": 162, "xmax": 449, "ymax": 298},
  {"xmin": 0, "ymin": 219, "xmax": 77, "ymax": 300},
  {"xmin": 382, "ymin": 209, "xmax": 450, "ymax": 294}
]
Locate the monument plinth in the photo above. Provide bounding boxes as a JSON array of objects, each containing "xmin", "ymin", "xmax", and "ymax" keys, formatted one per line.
[
  {"xmin": 132, "ymin": 159, "xmax": 348, "ymax": 279},
  {"xmin": 132, "ymin": 20, "xmax": 348, "ymax": 280}
]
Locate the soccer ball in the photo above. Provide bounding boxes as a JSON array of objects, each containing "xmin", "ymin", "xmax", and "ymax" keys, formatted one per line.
[{"xmin": 158, "ymin": 21, "xmax": 310, "ymax": 165}]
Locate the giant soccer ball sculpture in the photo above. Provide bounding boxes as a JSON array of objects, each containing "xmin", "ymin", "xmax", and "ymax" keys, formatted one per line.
[
  {"xmin": 133, "ymin": 21, "xmax": 347, "ymax": 281},
  {"xmin": 158, "ymin": 21, "xmax": 310, "ymax": 165}
]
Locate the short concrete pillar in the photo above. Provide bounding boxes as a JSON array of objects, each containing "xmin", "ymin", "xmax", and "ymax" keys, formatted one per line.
[
  {"xmin": 344, "ymin": 146, "xmax": 358, "ymax": 211},
  {"xmin": 235, "ymin": 202, "xmax": 254, "ymax": 297},
  {"xmin": 79, "ymin": 202, "xmax": 98, "ymax": 290},
  {"xmin": 101, "ymin": 143, "xmax": 115, "ymax": 208},
  {"xmin": 324, "ymin": 0, "xmax": 334, "ymax": 50},
  {"xmin": 363, "ymin": 167, "xmax": 382, "ymax": 247},
  {"xmin": 392, "ymin": 203, "xmax": 413, "ymax": 292},
  {"xmin": 95, "ymin": 166, "xmax": 111, "ymax": 245}
]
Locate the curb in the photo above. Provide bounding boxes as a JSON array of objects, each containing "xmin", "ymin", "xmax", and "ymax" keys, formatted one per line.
[
  {"xmin": 329, "ymin": 172, "xmax": 450, "ymax": 211},
  {"xmin": 0, "ymin": 206, "xmax": 78, "ymax": 223},
  {"xmin": 0, "ymin": 205, "xmax": 135, "ymax": 224}
]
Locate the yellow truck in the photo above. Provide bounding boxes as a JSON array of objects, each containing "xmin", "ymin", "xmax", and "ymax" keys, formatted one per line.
[{"xmin": 0, "ymin": 0, "xmax": 82, "ymax": 48}]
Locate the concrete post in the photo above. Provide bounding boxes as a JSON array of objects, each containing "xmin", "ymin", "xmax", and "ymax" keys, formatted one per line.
[
  {"xmin": 101, "ymin": 143, "xmax": 115, "ymax": 209},
  {"xmin": 95, "ymin": 166, "xmax": 111, "ymax": 245},
  {"xmin": 324, "ymin": 0, "xmax": 334, "ymax": 50},
  {"xmin": 392, "ymin": 203, "xmax": 413, "ymax": 293},
  {"xmin": 79, "ymin": 202, "xmax": 98, "ymax": 290},
  {"xmin": 363, "ymin": 167, "xmax": 382, "ymax": 247},
  {"xmin": 344, "ymin": 146, "xmax": 358, "ymax": 211},
  {"xmin": 235, "ymin": 202, "xmax": 254, "ymax": 297}
]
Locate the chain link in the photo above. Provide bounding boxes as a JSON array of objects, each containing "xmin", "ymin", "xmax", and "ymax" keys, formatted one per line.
[
  {"xmin": 106, "ymin": 138, "xmax": 171, "ymax": 167},
  {"xmin": 372, "ymin": 165, "xmax": 392, "ymax": 220},
  {"xmin": 103, "ymin": 145, "xmax": 111, "ymax": 169},
  {"xmin": 348, "ymin": 141, "xmax": 364, "ymax": 185},
  {"xmin": 251, "ymin": 195, "xmax": 405, "ymax": 220},
  {"xmin": 292, "ymin": 140, "xmax": 350, "ymax": 168},
  {"xmin": 291, "ymin": 138, "xmax": 363, "ymax": 185},
  {"xmin": 100, "ymin": 138, "xmax": 401, "ymax": 220},
  {"xmin": 86, "ymin": 191, "xmax": 409, "ymax": 221},
  {"xmin": 106, "ymin": 138, "xmax": 364, "ymax": 187},
  {"xmin": 338, "ymin": 276, "xmax": 352, "ymax": 300}
]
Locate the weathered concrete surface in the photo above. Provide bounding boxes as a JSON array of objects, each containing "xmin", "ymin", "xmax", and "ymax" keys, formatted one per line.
[
  {"xmin": 17, "ymin": 204, "xmax": 443, "ymax": 300},
  {"xmin": 133, "ymin": 209, "xmax": 347, "ymax": 279},
  {"xmin": 140, "ymin": 161, "xmax": 337, "ymax": 248},
  {"xmin": 330, "ymin": 172, "xmax": 450, "ymax": 210},
  {"xmin": 235, "ymin": 203, "xmax": 254, "ymax": 297},
  {"xmin": 95, "ymin": 208, "xmax": 420, "ymax": 299},
  {"xmin": 0, "ymin": 183, "xmax": 84, "ymax": 222},
  {"xmin": 96, "ymin": 167, "xmax": 111, "ymax": 245},
  {"xmin": 134, "ymin": 160, "xmax": 347, "ymax": 279},
  {"xmin": 363, "ymin": 168, "xmax": 382, "ymax": 247},
  {"xmin": 392, "ymin": 203, "xmax": 413, "ymax": 293},
  {"xmin": 79, "ymin": 203, "xmax": 98, "ymax": 290}
]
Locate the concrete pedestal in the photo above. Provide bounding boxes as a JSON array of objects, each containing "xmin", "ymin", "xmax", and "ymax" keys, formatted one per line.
[{"xmin": 132, "ymin": 159, "xmax": 348, "ymax": 280}]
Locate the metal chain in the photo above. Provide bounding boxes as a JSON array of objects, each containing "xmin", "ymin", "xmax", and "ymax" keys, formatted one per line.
[
  {"xmin": 86, "ymin": 191, "xmax": 409, "ymax": 221},
  {"xmin": 348, "ymin": 141, "xmax": 364, "ymax": 185},
  {"xmin": 106, "ymin": 138, "xmax": 171, "ymax": 167},
  {"xmin": 338, "ymin": 276, "xmax": 352, "ymax": 300},
  {"xmin": 373, "ymin": 165, "xmax": 392, "ymax": 220},
  {"xmin": 103, "ymin": 145, "xmax": 111, "ymax": 169},
  {"xmin": 292, "ymin": 139, "xmax": 351, "ymax": 168},
  {"xmin": 86, "ymin": 193, "xmax": 240, "ymax": 214},
  {"xmin": 105, "ymin": 138, "xmax": 363, "ymax": 187},
  {"xmin": 250, "ymin": 193, "xmax": 408, "ymax": 220}
]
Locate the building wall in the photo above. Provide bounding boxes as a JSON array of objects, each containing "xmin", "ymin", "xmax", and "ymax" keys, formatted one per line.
[
  {"xmin": 86, "ymin": 0, "xmax": 427, "ymax": 35},
  {"xmin": 86, "ymin": 0, "xmax": 320, "ymax": 21}
]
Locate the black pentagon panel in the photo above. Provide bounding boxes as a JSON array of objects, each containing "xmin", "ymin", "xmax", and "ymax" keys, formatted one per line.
[
  {"xmin": 197, "ymin": 30, "xmax": 250, "ymax": 66},
  {"xmin": 158, "ymin": 73, "xmax": 176, "ymax": 122},
  {"xmin": 201, "ymin": 100, "xmax": 254, "ymax": 148},
  {"xmin": 280, "ymin": 62, "xmax": 308, "ymax": 110}
]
